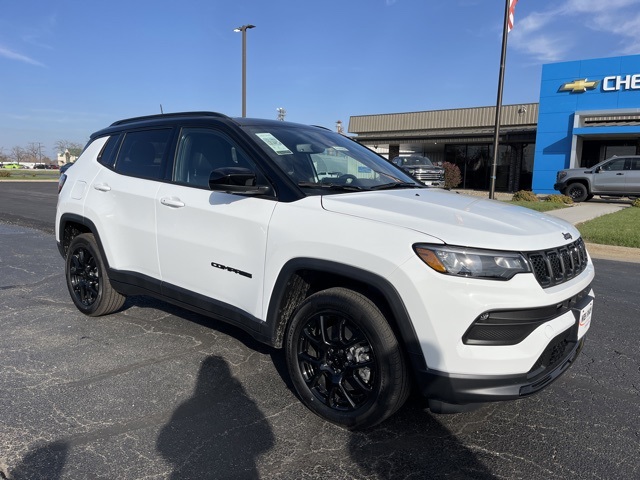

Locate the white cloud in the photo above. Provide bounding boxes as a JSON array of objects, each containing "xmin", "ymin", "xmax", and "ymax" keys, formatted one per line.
[
  {"xmin": 561, "ymin": 0, "xmax": 640, "ymax": 14},
  {"xmin": 516, "ymin": 34, "xmax": 569, "ymax": 63},
  {"xmin": 0, "ymin": 45, "xmax": 44, "ymax": 67},
  {"xmin": 22, "ymin": 35, "xmax": 54, "ymax": 50},
  {"xmin": 516, "ymin": 12, "xmax": 554, "ymax": 35},
  {"xmin": 613, "ymin": 13, "xmax": 640, "ymax": 54},
  {"xmin": 512, "ymin": 0, "xmax": 640, "ymax": 61}
]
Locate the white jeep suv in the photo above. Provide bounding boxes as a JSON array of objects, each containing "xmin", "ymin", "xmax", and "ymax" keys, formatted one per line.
[{"xmin": 56, "ymin": 112, "xmax": 595, "ymax": 429}]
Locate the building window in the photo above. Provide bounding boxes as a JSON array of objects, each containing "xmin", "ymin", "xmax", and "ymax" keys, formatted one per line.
[{"xmin": 445, "ymin": 142, "xmax": 534, "ymax": 192}]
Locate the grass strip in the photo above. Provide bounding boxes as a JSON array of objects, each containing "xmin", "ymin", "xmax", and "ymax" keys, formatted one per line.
[
  {"xmin": 578, "ymin": 207, "xmax": 640, "ymax": 248},
  {"xmin": 0, "ymin": 170, "xmax": 60, "ymax": 180}
]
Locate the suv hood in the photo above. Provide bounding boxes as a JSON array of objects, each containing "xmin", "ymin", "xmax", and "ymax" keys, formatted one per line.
[{"xmin": 321, "ymin": 189, "xmax": 578, "ymax": 251}]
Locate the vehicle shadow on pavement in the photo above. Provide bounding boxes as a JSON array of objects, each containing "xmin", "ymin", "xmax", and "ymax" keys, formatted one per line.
[
  {"xmin": 587, "ymin": 197, "xmax": 634, "ymax": 204},
  {"xmin": 155, "ymin": 355, "xmax": 275, "ymax": 479},
  {"xmin": 125, "ymin": 296, "xmax": 494, "ymax": 478},
  {"xmin": 268, "ymin": 347, "xmax": 495, "ymax": 478},
  {"xmin": 348, "ymin": 396, "xmax": 495, "ymax": 478},
  {"xmin": 3, "ymin": 441, "xmax": 68, "ymax": 480},
  {"xmin": 120, "ymin": 295, "xmax": 274, "ymax": 354}
]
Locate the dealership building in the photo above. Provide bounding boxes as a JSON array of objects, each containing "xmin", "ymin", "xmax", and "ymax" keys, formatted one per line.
[{"xmin": 348, "ymin": 54, "xmax": 640, "ymax": 194}]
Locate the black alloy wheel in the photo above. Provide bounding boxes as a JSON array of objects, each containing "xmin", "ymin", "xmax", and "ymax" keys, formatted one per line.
[
  {"xmin": 297, "ymin": 311, "xmax": 376, "ymax": 411},
  {"xmin": 65, "ymin": 233, "xmax": 125, "ymax": 316},
  {"xmin": 286, "ymin": 287, "xmax": 409, "ymax": 429},
  {"xmin": 69, "ymin": 245, "xmax": 99, "ymax": 307}
]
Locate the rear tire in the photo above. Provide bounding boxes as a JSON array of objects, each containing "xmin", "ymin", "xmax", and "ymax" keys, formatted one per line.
[
  {"xmin": 285, "ymin": 287, "xmax": 409, "ymax": 429},
  {"xmin": 566, "ymin": 183, "xmax": 588, "ymax": 202},
  {"xmin": 65, "ymin": 233, "xmax": 125, "ymax": 316}
]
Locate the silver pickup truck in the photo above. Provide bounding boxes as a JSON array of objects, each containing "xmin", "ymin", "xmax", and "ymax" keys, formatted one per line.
[
  {"xmin": 554, "ymin": 155, "xmax": 640, "ymax": 202},
  {"xmin": 391, "ymin": 156, "xmax": 445, "ymax": 187}
]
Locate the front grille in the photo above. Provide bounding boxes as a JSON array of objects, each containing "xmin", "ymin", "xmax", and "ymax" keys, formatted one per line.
[
  {"xmin": 526, "ymin": 238, "xmax": 588, "ymax": 288},
  {"xmin": 413, "ymin": 170, "xmax": 444, "ymax": 182}
]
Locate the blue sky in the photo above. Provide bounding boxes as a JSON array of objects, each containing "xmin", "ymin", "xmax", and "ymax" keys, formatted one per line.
[{"xmin": 2, "ymin": 0, "xmax": 640, "ymax": 158}]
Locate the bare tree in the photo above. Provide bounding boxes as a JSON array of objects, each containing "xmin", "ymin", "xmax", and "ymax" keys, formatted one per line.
[
  {"xmin": 54, "ymin": 140, "xmax": 83, "ymax": 158},
  {"xmin": 26, "ymin": 142, "xmax": 45, "ymax": 163},
  {"xmin": 10, "ymin": 146, "xmax": 26, "ymax": 165},
  {"xmin": 0, "ymin": 147, "xmax": 8, "ymax": 164}
]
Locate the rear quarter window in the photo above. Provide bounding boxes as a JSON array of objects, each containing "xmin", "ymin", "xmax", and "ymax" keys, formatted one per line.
[{"xmin": 96, "ymin": 134, "xmax": 122, "ymax": 168}]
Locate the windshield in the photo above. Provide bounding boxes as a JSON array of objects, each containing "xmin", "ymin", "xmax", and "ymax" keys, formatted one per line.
[
  {"xmin": 243, "ymin": 124, "xmax": 421, "ymax": 193},
  {"xmin": 397, "ymin": 156, "xmax": 433, "ymax": 167}
]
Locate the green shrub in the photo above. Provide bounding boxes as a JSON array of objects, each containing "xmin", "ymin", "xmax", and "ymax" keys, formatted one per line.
[
  {"xmin": 0, "ymin": 170, "xmax": 10, "ymax": 178},
  {"xmin": 512, "ymin": 190, "xmax": 539, "ymax": 202},
  {"xmin": 632, "ymin": 198, "xmax": 640, "ymax": 208},
  {"xmin": 443, "ymin": 162, "xmax": 461, "ymax": 189},
  {"xmin": 544, "ymin": 194, "xmax": 574, "ymax": 205}
]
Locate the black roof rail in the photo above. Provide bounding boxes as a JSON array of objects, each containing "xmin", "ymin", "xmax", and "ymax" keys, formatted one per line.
[
  {"xmin": 310, "ymin": 124, "xmax": 332, "ymax": 131},
  {"xmin": 110, "ymin": 111, "xmax": 229, "ymax": 126}
]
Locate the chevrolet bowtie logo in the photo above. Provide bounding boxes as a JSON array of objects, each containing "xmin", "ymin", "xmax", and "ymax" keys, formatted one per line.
[{"xmin": 560, "ymin": 79, "xmax": 600, "ymax": 93}]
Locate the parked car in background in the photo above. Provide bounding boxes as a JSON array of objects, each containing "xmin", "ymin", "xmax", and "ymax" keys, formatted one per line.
[
  {"xmin": 2, "ymin": 163, "xmax": 25, "ymax": 169},
  {"xmin": 554, "ymin": 155, "xmax": 640, "ymax": 202},
  {"xmin": 391, "ymin": 156, "xmax": 444, "ymax": 186}
]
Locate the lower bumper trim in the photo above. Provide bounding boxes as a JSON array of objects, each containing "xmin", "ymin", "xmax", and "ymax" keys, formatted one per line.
[{"xmin": 415, "ymin": 336, "xmax": 585, "ymax": 406}]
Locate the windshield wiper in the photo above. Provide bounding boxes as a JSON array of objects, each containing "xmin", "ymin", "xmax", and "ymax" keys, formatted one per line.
[
  {"xmin": 297, "ymin": 182, "xmax": 365, "ymax": 191},
  {"xmin": 369, "ymin": 182, "xmax": 425, "ymax": 190}
]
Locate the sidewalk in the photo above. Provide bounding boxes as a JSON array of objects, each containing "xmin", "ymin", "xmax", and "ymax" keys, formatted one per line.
[
  {"xmin": 544, "ymin": 201, "xmax": 627, "ymax": 225},
  {"xmin": 545, "ymin": 201, "xmax": 640, "ymax": 264}
]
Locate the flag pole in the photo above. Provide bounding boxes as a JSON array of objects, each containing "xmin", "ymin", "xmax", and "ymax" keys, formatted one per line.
[{"xmin": 489, "ymin": 0, "xmax": 512, "ymax": 199}]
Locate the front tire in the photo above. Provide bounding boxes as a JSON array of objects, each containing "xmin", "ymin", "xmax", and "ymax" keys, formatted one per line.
[
  {"xmin": 285, "ymin": 287, "xmax": 409, "ymax": 429},
  {"xmin": 65, "ymin": 233, "xmax": 125, "ymax": 316},
  {"xmin": 566, "ymin": 183, "xmax": 589, "ymax": 202}
]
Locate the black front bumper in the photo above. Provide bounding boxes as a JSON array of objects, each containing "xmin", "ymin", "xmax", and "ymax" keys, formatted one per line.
[
  {"xmin": 553, "ymin": 182, "xmax": 567, "ymax": 192},
  {"xmin": 414, "ymin": 293, "xmax": 592, "ymax": 410}
]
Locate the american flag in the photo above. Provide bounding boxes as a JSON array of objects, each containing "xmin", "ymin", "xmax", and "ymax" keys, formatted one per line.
[{"xmin": 507, "ymin": 0, "xmax": 519, "ymax": 32}]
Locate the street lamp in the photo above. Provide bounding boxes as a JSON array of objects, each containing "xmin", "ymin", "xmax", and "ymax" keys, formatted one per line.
[{"xmin": 234, "ymin": 24, "xmax": 255, "ymax": 117}]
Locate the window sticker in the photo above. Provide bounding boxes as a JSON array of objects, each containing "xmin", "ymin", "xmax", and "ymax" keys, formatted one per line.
[{"xmin": 256, "ymin": 133, "xmax": 293, "ymax": 155}]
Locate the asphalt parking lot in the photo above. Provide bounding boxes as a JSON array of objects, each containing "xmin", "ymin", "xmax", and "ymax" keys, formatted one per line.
[{"xmin": 1, "ymin": 184, "xmax": 639, "ymax": 479}]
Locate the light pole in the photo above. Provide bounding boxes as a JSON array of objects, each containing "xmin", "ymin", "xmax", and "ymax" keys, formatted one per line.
[{"xmin": 234, "ymin": 24, "xmax": 255, "ymax": 117}]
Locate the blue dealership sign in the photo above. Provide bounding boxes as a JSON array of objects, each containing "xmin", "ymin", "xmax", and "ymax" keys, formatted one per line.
[{"xmin": 533, "ymin": 54, "xmax": 640, "ymax": 193}]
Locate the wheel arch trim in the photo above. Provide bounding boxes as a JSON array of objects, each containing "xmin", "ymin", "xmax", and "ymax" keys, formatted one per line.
[
  {"xmin": 57, "ymin": 213, "xmax": 111, "ymax": 269},
  {"xmin": 266, "ymin": 258, "xmax": 427, "ymax": 372}
]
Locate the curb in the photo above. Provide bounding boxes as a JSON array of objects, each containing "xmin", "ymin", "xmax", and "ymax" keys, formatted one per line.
[{"xmin": 585, "ymin": 243, "xmax": 640, "ymax": 264}]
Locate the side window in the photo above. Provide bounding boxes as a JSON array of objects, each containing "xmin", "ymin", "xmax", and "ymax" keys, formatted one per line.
[
  {"xmin": 114, "ymin": 129, "xmax": 172, "ymax": 180},
  {"xmin": 173, "ymin": 128, "xmax": 255, "ymax": 188},
  {"xmin": 602, "ymin": 158, "xmax": 626, "ymax": 171},
  {"xmin": 97, "ymin": 134, "xmax": 122, "ymax": 168},
  {"xmin": 627, "ymin": 158, "xmax": 640, "ymax": 171}
]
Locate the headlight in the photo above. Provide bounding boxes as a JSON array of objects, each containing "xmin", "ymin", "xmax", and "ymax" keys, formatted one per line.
[
  {"xmin": 414, "ymin": 244, "xmax": 531, "ymax": 280},
  {"xmin": 557, "ymin": 171, "xmax": 567, "ymax": 181}
]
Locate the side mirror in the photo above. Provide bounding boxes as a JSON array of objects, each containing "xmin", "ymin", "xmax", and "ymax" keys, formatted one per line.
[{"xmin": 208, "ymin": 167, "xmax": 271, "ymax": 195}]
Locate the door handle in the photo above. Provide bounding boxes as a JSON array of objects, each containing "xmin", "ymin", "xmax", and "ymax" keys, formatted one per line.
[
  {"xmin": 160, "ymin": 197, "xmax": 185, "ymax": 208},
  {"xmin": 616, "ymin": 173, "xmax": 624, "ymax": 175},
  {"xmin": 93, "ymin": 183, "xmax": 111, "ymax": 192}
]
